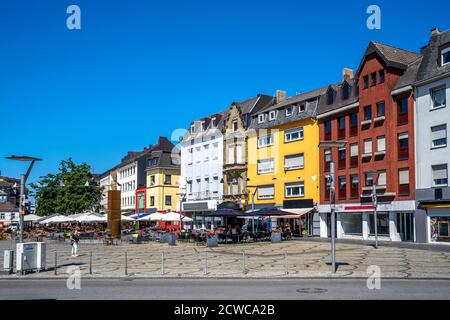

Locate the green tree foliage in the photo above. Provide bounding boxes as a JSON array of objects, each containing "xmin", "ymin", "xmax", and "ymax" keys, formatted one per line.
[{"xmin": 30, "ymin": 158, "xmax": 103, "ymax": 216}]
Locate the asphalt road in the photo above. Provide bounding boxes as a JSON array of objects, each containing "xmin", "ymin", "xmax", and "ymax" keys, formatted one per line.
[{"xmin": 1, "ymin": 278, "xmax": 450, "ymax": 300}]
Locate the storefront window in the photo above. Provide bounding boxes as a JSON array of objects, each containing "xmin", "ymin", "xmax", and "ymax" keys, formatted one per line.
[
  {"xmin": 430, "ymin": 217, "xmax": 450, "ymax": 243},
  {"xmin": 369, "ymin": 213, "xmax": 389, "ymax": 235},
  {"xmin": 340, "ymin": 213, "xmax": 362, "ymax": 235}
]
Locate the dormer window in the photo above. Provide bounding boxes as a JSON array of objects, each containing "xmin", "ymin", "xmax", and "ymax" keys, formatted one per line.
[
  {"xmin": 190, "ymin": 125, "xmax": 195, "ymax": 134},
  {"xmin": 299, "ymin": 104, "xmax": 306, "ymax": 112},
  {"xmin": 269, "ymin": 110, "xmax": 277, "ymax": 121},
  {"xmin": 258, "ymin": 114, "xmax": 266, "ymax": 124},
  {"xmin": 286, "ymin": 105, "xmax": 293, "ymax": 117},
  {"xmin": 201, "ymin": 121, "xmax": 206, "ymax": 131},
  {"xmin": 232, "ymin": 120, "xmax": 238, "ymax": 132},
  {"xmin": 442, "ymin": 47, "xmax": 450, "ymax": 66},
  {"xmin": 342, "ymin": 83, "xmax": 350, "ymax": 100},
  {"xmin": 211, "ymin": 117, "xmax": 217, "ymax": 128},
  {"xmin": 327, "ymin": 89, "xmax": 334, "ymax": 105}
]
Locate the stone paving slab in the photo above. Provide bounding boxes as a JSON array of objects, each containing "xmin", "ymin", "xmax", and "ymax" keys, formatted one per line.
[{"xmin": 1, "ymin": 239, "xmax": 450, "ymax": 279}]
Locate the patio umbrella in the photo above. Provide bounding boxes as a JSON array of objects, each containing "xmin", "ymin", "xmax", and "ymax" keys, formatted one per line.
[
  {"xmin": 23, "ymin": 214, "xmax": 43, "ymax": 222},
  {"xmin": 120, "ymin": 215, "xmax": 135, "ymax": 221},
  {"xmin": 77, "ymin": 214, "xmax": 107, "ymax": 223},
  {"xmin": 160, "ymin": 212, "xmax": 193, "ymax": 222},
  {"xmin": 40, "ymin": 215, "xmax": 76, "ymax": 224},
  {"xmin": 202, "ymin": 208, "xmax": 244, "ymax": 217},
  {"xmin": 251, "ymin": 207, "xmax": 293, "ymax": 217}
]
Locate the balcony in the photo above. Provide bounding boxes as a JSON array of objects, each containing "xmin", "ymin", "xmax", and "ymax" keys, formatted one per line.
[{"xmin": 188, "ymin": 191, "xmax": 220, "ymax": 201}]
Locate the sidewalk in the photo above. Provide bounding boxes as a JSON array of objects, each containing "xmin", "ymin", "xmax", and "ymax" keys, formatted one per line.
[{"xmin": 1, "ymin": 239, "xmax": 449, "ymax": 279}]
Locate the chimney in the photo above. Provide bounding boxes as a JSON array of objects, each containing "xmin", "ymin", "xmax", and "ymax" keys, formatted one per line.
[
  {"xmin": 431, "ymin": 27, "xmax": 441, "ymax": 36},
  {"xmin": 276, "ymin": 90, "xmax": 287, "ymax": 104},
  {"xmin": 342, "ymin": 68, "xmax": 355, "ymax": 81}
]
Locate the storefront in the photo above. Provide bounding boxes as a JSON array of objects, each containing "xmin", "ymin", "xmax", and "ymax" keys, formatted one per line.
[
  {"xmin": 318, "ymin": 201, "xmax": 415, "ymax": 242},
  {"xmin": 426, "ymin": 207, "xmax": 450, "ymax": 243}
]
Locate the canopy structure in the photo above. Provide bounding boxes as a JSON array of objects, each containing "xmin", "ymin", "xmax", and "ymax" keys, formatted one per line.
[
  {"xmin": 129, "ymin": 213, "xmax": 150, "ymax": 220},
  {"xmin": 23, "ymin": 214, "xmax": 43, "ymax": 222},
  {"xmin": 202, "ymin": 208, "xmax": 245, "ymax": 218},
  {"xmin": 161, "ymin": 212, "xmax": 193, "ymax": 222},
  {"xmin": 77, "ymin": 214, "xmax": 107, "ymax": 223},
  {"xmin": 40, "ymin": 215, "xmax": 76, "ymax": 224},
  {"xmin": 249, "ymin": 207, "xmax": 294, "ymax": 217}
]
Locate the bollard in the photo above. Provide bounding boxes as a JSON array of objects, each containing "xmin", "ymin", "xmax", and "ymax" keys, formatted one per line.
[
  {"xmin": 89, "ymin": 251, "xmax": 92, "ymax": 275},
  {"xmin": 242, "ymin": 250, "xmax": 246, "ymax": 274},
  {"xmin": 54, "ymin": 251, "xmax": 57, "ymax": 275},
  {"xmin": 161, "ymin": 251, "xmax": 165, "ymax": 275},
  {"xmin": 125, "ymin": 251, "xmax": 128, "ymax": 275},
  {"xmin": 284, "ymin": 251, "xmax": 289, "ymax": 275},
  {"xmin": 204, "ymin": 251, "xmax": 208, "ymax": 275}
]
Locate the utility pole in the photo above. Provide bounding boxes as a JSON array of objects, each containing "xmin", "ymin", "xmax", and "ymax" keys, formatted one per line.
[
  {"xmin": 329, "ymin": 162, "xmax": 336, "ymax": 273},
  {"xmin": 372, "ymin": 181, "xmax": 378, "ymax": 249}
]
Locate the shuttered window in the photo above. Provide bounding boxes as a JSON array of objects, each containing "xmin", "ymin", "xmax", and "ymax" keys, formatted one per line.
[
  {"xmin": 364, "ymin": 139, "xmax": 372, "ymax": 154},
  {"xmin": 236, "ymin": 144, "xmax": 243, "ymax": 163},
  {"xmin": 257, "ymin": 158, "xmax": 274, "ymax": 174},
  {"xmin": 284, "ymin": 153, "xmax": 304, "ymax": 170},
  {"xmin": 431, "ymin": 125, "xmax": 447, "ymax": 148},
  {"xmin": 258, "ymin": 185, "xmax": 275, "ymax": 199},
  {"xmin": 350, "ymin": 143, "xmax": 358, "ymax": 157},
  {"xmin": 378, "ymin": 171, "xmax": 387, "ymax": 186},
  {"xmin": 432, "ymin": 164, "xmax": 448, "ymax": 187},
  {"xmin": 228, "ymin": 145, "xmax": 234, "ymax": 164},
  {"xmin": 399, "ymin": 169, "xmax": 410, "ymax": 185},
  {"xmin": 377, "ymin": 136, "xmax": 386, "ymax": 152}
]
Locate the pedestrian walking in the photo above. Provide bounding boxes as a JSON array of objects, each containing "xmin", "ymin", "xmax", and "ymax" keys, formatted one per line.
[{"xmin": 70, "ymin": 230, "xmax": 80, "ymax": 257}]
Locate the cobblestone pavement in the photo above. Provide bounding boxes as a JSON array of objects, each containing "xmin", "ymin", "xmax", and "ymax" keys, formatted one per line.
[{"xmin": 1, "ymin": 239, "xmax": 450, "ymax": 279}]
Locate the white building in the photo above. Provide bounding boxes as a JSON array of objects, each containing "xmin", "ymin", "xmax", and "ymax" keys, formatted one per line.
[
  {"xmin": 116, "ymin": 151, "xmax": 147, "ymax": 214},
  {"xmin": 179, "ymin": 111, "xmax": 227, "ymax": 228},
  {"xmin": 414, "ymin": 28, "xmax": 450, "ymax": 243}
]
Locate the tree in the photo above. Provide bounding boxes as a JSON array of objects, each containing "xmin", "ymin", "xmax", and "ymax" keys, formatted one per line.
[{"xmin": 30, "ymin": 158, "xmax": 103, "ymax": 216}]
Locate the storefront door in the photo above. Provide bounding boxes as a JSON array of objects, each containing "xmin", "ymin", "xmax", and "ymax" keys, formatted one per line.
[{"xmin": 396, "ymin": 212, "xmax": 414, "ymax": 241}]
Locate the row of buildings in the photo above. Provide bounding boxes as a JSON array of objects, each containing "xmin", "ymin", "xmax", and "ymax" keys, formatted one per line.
[{"xmin": 101, "ymin": 28, "xmax": 450, "ymax": 244}]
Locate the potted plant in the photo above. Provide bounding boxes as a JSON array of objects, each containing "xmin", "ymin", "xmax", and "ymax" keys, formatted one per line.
[
  {"xmin": 167, "ymin": 231, "xmax": 177, "ymax": 246},
  {"xmin": 271, "ymin": 227, "xmax": 282, "ymax": 243},
  {"xmin": 206, "ymin": 231, "xmax": 218, "ymax": 247}
]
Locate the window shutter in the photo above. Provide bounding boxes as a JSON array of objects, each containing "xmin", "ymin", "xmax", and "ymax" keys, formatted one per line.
[
  {"xmin": 350, "ymin": 144, "xmax": 358, "ymax": 156},
  {"xmin": 377, "ymin": 136, "xmax": 386, "ymax": 151},
  {"xmin": 431, "ymin": 125, "xmax": 447, "ymax": 141},
  {"xmin": 364, "ymin": 140, "xmax": 372, "ymax": 153},
  {"xmin": 236, "ymin": 145, "xmax": 243, "ymax": 163},
  {"xmin": 433, "ymin": 165, "xmax": 448, "ymax": 180},
  {"xmin": 258, "ymin": 185, "xmax": 274, "ymax": 198},
  {"xmin": 228, "ymin": 145, "xmax": 234, "ymax": 164},
  {"xmin": 284, "ymin": 154, "xmax": 304, "ymax": 169},
  {"xmin": 399, "ymin": 169, "xmax": 410, "ymax": 185},
  {"xmin": 378, "ymin": 171, "xmax": 387, "ymax": 186},
  {"xmin": 399, "ymin": 132, "xmax": 409, "ymax": 140}
]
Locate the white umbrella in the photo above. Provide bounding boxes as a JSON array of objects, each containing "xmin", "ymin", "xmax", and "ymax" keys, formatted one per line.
[
  {"xmin": 77, "ymin": 214, "xmax": 107, "ymax": 223},
  {"xmin": 161, "ymin": 212, "xmax": 193, "ymax": 222},
  {"xmin": 121, "ymin": 215, "xmax": 135, "ymax": 221},
  {"xmin": 23, "ymin": 214, "xmax": 43, "ymax": 222},
  {"xmin": 149, "ymin": 212, "xmax": 166, "ymax": 221},
  {"xmin": 40, "ymin": 215, "xmax": 76, "ymax": 224}
]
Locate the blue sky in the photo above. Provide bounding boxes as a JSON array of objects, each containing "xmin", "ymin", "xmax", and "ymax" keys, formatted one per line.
[{"xmin": 1, "ymin": 0, "xmax": 449, "ymax": 186}]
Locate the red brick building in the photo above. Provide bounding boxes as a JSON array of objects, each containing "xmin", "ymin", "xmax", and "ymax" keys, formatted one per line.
[{"xmin": 317, "ymin": 42, "xmax": 421, "ymax": 242}]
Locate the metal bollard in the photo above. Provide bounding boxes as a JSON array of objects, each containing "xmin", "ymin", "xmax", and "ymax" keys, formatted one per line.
[
  {"xmin": 89, "ymin": 252, "xmax": 92, "ymax": 275},
  {"xmin": 284, "ymin": 251, "xmax": 289, "ymax": 275},
  {"xmin": 124, "ymin": 251, "xmax": 128, "ymax": 275},
  {"xmin": 54, "ymin": 251, "xmax": 57, "ymax": 275},
  {"xmin": 161, "ymin": 251, "xmax": 165, "ymax": 275},
  {"xmin": 204, "ymin": 251, "xmax": 208, "ymax": 275},
  {"xmin": 242, "ymin": 250, "xmax": 246, "ymax": 274}
]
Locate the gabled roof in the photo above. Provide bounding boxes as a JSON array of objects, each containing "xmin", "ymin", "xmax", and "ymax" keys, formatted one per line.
[
  {"xmin": 357, "ymin": 41, "xmax": 421, "ymax": 75},
  {"xmin": 317, "ymin": 78, "xmax": 359, "ymax": 116},
  {"xmin": 393, "ymin": 56, "xmax": 423, "ymax": 91},
  {"xmin": 416, "ymin": 29, "xmax": 450, "ymax": 83}
]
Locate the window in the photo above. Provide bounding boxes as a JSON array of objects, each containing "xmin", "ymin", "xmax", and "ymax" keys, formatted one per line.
[
  {"xmin": 165, "ymin": 195, "xmax": 172, "ymax": 206},
  {"xmin": 376, "ymin": 102, "xmax": 385, "ymax": 117},
  {"xmin": 324, "ymin": 149, "xmax": 332, "ymax": 172},
  {"xmin": 151, "ymin": 158, "xmax": 158, "ymax": 166},
  {"xmin": 258, "ymin": 185, "xmax": 275, "ymax": 199},
  {"xmin": 211, "ymin": 117, "xmax": 217, "ymax": 128},
  {"xmin": 338, "ymin": 116, "xmax": 346, "ymax": 139},
  {"xmin": 379, "ymin": 70, "xmax": 385, "ymax": 83},
  {"xmin": 397, "ymin": 97, "xmax": 408, "ymax": 125},
  {"xmin": 350, "ymin": 143, "xmax": 358, "ymax": 167},
  {"xmin": 258, "ymin": 114, "xmax": 266, "ymax": 124},
  {"xmin": 236, "ymin": 144, "xmax": 243, "ymax": 163},
  {"xmin": 338, "ymin": 147, "xmax": 346, "ymax": 169},
  {"xmin": 350, "ymin": 175, "xmax": 359, "ymax": 198},
  {"xmin": 442, "ymin": 47, "xmax": 450, "ymax": 66},
  {"xmin": 327, "ymin": 89, "xmax": 334, "ymax": 105},
  {"xmin": 228, "ymin": 145, "xmax": 234, "ymax": 164},
  {"xmin": 364, "ymin": 139, "xmax": 372, "ymax": 154},
  {"xmin": 257, "ymin": 134, "xmax": 273, "ymax": 148},
  {"xmin": 377, "ymin": 171, "xmax": 387, "ymax": 187},
  {"xmin": 398, "ymin": 132, "xmax": 409, "ymax": 160},
  {"xmin": 269, "ymin": 111, "xmax": 277, "ymax": 121},
  {"xmin": 285, "ymin": 127, "xmax": 304, "ymax": 142},
  {"xmin": 257, "ymin": 158, "xmax": 274, "ymax": 174},
  {"xmin": 431, "ymin": 124, "xmax": 447, "ymax": 148},
  {"xmin": 350, "ymin": 112, "xmax": 358, "ymax": 136},
  {"xmin": 364, "ymin": 106, "xmax": 372, "ymax": 120},
  {"xmin": 365, "ymin": 172, "xmax": 374, "ymax": 187},
  {"xmin": 299, "ymin": 104, "xmax": 306, "ymax": 112},
  {"xmin": 338, "ymin": 116, "xmax": 346, "ymax": 129},
  {"xmin": 432, "ymin": 164, "xmax": 448, "ymax": 187},
  {"xmin": 190, "ymin": 125, "xmax": 195, "ymax": 134},
  {"xmin": 398, "ymin": 169, "xmax": 410, "ymax": 196},
  {"xmin": 371, "ymin": 72, "xmax": 377, "ymax": 86},
  {"xmin": 338, "ymin": 176, "xmax": 347, "ymax": 199},
  {"xmin": 324, "ymin": 121, "xmax": 332, "ymax": 139},
  {"xmin": 363, "ymin": 75, "xmax": 369, "ymax": 89},
  {"xmin": 286, "ymin": 105, "xmax": 293, "ymax": 117},
  {"xmin": 342, "ymin": 83, "xmax": 350, "ymax": 100},
  {"xmin": 165, "ymin": 175, "xmax": 172, "ymax": 185},
  {"xmin": 341, "ymin": 213, "xmax": 363, "ymax": 235},
  {"xmin": 232, "ymin": 121, "xmax": 238, "ymax": 132},
  {"xmin": 201, "ymin": 121, "xmax": 206, "ymax": 131},
  {"xmin": 150, "ymin": 175, "xmax": 155, "ymax": 185},
  {"xmin": 377, "ymin": 136, "xmax": 386, "ymax": 152},
  {"xmin": 284, "ymin": 153, "xmax": 304, "ymax": 170},
  {"xmin": 431, "ymin": 87, "xmax": 446, "ymax": 109},
  {"xmin": 285, "ymin": 182, "xmax": 304, "ymax": 198}
]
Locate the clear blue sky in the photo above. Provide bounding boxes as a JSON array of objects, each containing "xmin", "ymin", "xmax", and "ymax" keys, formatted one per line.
[{"xmin": 1, "ymin": 0, "xmax": 449, "ymax": 186}]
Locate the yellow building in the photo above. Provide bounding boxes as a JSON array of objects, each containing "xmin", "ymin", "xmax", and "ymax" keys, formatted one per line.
[
  {"xmin": 247, "ymin": 89, "xmax": 325, "ymax": 235},
  {"xmin": 144, "ymin": 137, "xmax": 180, "ymax": 213}
]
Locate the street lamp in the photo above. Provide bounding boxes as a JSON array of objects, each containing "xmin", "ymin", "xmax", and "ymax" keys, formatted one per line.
[
  {"xmin": 319, "ymin": 140, "xmax": 347, "ymax": 273},
  {"xmin": 5, "ymin": 155, "xmax": 42, "ymax": 243},
  {"xmin": 366, "ymin": 171, "xmax": 379, "ymax": 249}
]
